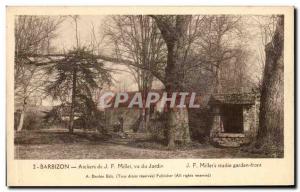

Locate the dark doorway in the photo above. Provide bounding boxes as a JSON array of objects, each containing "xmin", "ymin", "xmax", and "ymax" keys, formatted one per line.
[{"xmin": 221, "ymin": 104, "xmax": 243, "ymax": 133}]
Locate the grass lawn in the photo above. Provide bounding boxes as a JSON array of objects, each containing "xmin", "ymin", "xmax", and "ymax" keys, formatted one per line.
[{"xmin": 15, "ymin": 129, "xmax": 269, "ymax": 159}]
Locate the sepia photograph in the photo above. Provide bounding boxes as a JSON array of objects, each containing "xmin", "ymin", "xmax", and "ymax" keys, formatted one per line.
[
  {"xmin": 13, "ymin": 14, "xmax": 285, "ymax": 159},
  {"xmin": 6, "ymin": 6, "xmax": 294, "ymax": 186}
]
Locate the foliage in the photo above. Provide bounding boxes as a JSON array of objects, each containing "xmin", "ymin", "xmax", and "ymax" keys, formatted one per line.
[
  {"xmin": 42, "ymin": 105, "xmax": 66, "ymax": 127},
  {"xmin": 46, "ymin": 47, "xmax": 112, "ymax": 130}
]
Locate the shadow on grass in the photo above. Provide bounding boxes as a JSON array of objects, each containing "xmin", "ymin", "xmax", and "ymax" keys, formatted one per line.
[
  {"xmin": 14, "ymin": 131, "xmax": 273, "ymax": 159},
  {"xmin": 128, "ymin": 138, "xmax": 208, "ymax": 151},
  {"xmin": 15, "ymin": 130, "xmax": 207, "ymax": 151},
  {"xmin": 14, "ymin": 131, "xmax": 111, "ymax": 145}
]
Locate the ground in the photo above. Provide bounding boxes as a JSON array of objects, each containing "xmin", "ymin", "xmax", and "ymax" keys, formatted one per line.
[{"xmin": 15, "ymin": 129, "xmax": 270, "ymax": 159}]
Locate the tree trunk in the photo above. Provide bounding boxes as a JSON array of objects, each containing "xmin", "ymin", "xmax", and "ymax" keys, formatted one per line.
[
  {"xmin": 163, "ymin": 41, "xmax": 183, "ymax": 149},
  {"xmin": 215, "ymin": 66, "xmax": 221, "ymax": 93},
  {"xmin": 255, "ymin": 16, "xmax": 284, "ymax": 157},
  {"xmin": 68, "ymin": 68, "xmax": 77, "ymax": 134},
  {"xmin": 166, "ymin": 110, "xmax": 176, "ymax": 148},
  {"xmin": 17, "ymin": 109, "xmax": 25, "ymax": 132},
  {"xmin": 17, "ymin": 98, "xmax": 27, "ymax": 132},
  {"xmin": 153, "ymin": 16, "xmax": 192, "ymax": 149},
  {"xmin": 145, "ymin": 108, "xmax": 150, "ymax": 131},
  {"xmin": 137, "ymin": 108, "xmax": 151, "ymax": 133}
]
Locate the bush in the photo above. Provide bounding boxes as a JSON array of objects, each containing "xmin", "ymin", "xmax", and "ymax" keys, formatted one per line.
[{"xmin": 23, "ymin": 111, "xmax": 45, "ymax": 130}]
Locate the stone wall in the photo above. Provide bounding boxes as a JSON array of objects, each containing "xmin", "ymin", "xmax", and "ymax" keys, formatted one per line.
[
  {"xmin": 188, "ymin": 107, "xmax": 212, "ymax": 142},
  {"xmin": 243, "ymin": 104, "xmax": 258, "ymax": 138},
  {"xmin": 105, "ymin": 107, "xmax": 191, "ymax": 143},
  {"xmin": 211, "ymin": 133, "xmax": 250, "ymax": 147},
  {"xmin": 209, "ymin": 93, "xmax": 260, "ymax": 147},
  {"xmin": 105, "ymin": 108, "xmax": 140, "ymax": 132}
]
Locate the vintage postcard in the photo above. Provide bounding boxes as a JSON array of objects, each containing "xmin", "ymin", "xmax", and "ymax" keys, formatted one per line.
[{"xmin": 6, "ymin": 6, "xmax": 294, "ymax": 186}]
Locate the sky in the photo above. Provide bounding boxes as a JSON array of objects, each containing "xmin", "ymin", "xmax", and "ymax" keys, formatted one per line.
[
  {"xmin": 48, "ymin": 15, "xmax": 273, "ymax": 102},
  {"xmin": 53, "ymin": 16, "xmax": 105, "ymax": 51},
  {"xmin": 53, "ymin": 15, "xmax": 140, "ymax": 92}
]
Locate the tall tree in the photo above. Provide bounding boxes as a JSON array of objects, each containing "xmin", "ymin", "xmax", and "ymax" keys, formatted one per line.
[
  {"xmin": 151, "ymin": 15, "xmax": 193, "ymax": 148},
  {"xmin": 255, "ymin": 16, "xmax": 284, "ymax": 157},
  {"xmin": 191, "ymin": 15, "xmax": 243, "ymax": 93},
  {"xmin": 67, "ymin": 15, "xmax": 80, "ymax": 133},
  {"xmin": 46, "ymin": 47, "xmax": 112, "ymax": 133},
  {"xmin": 14, "ymin": 16, "xmax": 63, "ymax": 131},
  {"xmin": 91, "ymin": 15, "xmax": 247, "ymax": 146},
  {"xmin": 104, "ymin": 15, "xmax": 166, "ymax": 131}
]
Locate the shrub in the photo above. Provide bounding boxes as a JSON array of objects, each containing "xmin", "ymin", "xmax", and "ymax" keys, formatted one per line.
[{"xmin": 23, "ymin": 111, "xmax": 45, "ymax": 130}]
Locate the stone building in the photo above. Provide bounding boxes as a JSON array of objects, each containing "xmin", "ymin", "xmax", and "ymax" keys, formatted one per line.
[
  {"xmin": 104, "ymin": 90, "xmax": 191, "ymax": 143},
  {"xmin": 104, "ymin": 90, "xmax": 260, "ymax": 147},
  {"xmin": 208, "ymin": 93, "xmax": 260, "ymax": 147},
  {"xmin": 104, "ymin": 91, "xmax": 159, "ymax": 133}
]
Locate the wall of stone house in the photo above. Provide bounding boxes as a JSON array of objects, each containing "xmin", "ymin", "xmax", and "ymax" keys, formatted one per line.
[
  {"xmin": 188, "ymin": 108, "xmax": 213, "ymax": 142},
  {"xmin": 105, "ymin": 108, "xmax": 140, "ymax": 132},
  {"xmin": 209, "ymin": 106, "xmax": 221, "ymax": 138},
  {"xmin": 105, "ymin": 107, "xmax": 191, "ymax": 142},
  {"xmin": 244, "ymin": 97, "xmax": 260, "ymax": 136},
  {"xmin": 243, "ymin": 104, "xmax": 258, "ymax": 139},
  {"xmin": 210, "ymin": 109, "xmax": 249, "ymax": 147},
  {"xmin": 209, "ymin": 102, "xmax": 260, "ymax": 147},
  {"xmin": 254, "ymin": 98, "xmax": 260, "ymax": 135}
]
